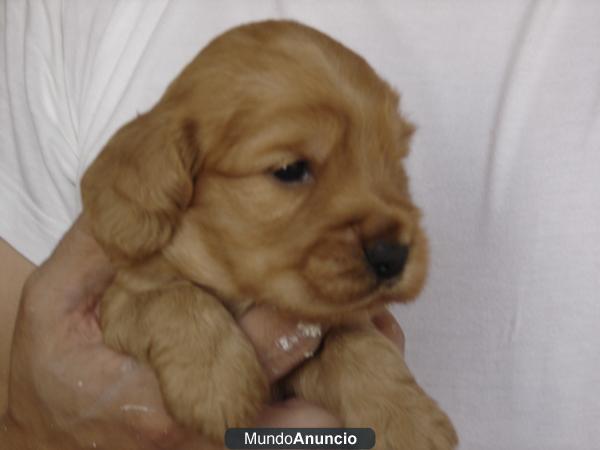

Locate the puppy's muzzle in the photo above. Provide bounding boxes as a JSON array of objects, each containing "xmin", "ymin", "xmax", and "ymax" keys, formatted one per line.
[{"xmin": 364, "ymin": 240, "xmax": 410, "ymax": 281}]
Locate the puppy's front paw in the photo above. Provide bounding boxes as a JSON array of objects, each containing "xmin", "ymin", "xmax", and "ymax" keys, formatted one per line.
[
  {"xmin": 101, "ymin": 282, "xmax": 270, "ymax": 442},
  {"xmin": 155, "ymin": 327, "xmax": 269, "ymax": 443},
  {"xmin": 289, "ymin": 327, "xmax": 457, "ymax": 450},
  {"xmin": 374, "ymin": 390, "xmax": 458, "ymax": 450}
]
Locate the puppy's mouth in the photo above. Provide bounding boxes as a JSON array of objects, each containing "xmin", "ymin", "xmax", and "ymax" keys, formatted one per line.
[
  {"xmin": 275, "ymin": 231, "xmax": 427, "ymax": 321},
  {"xmin": 302, "ymin": 248, "xmax": 412, "ymax": 313},
  {"xmin": 341, "ymin": 273, "xmax": 411, "ymax": 307},
  {"xmin": 272, "ymin": 272, "xmax": 407, "ymax": 323}
]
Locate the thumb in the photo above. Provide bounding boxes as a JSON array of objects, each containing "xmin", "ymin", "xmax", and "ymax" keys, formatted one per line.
[
  {"xmin": 239, "ymin": 306, "xmax": 324, "ymax": 383},
  {"xmin": 25, "ymin": 215, "xmax": 114, "ymax": 319}
]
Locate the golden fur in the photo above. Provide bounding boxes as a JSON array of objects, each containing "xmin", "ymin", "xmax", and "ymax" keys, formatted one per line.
[{"xmin": 81, "ymin": 20, "xmax": 457, "ymax": 449}]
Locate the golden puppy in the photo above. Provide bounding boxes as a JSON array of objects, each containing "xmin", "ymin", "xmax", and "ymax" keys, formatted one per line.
[{"xmin": 81, "ymin": 20, "xmax": 457, "ymax": 450}]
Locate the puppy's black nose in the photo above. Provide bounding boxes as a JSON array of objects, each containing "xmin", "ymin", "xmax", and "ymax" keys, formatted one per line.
[{"xmin": 364, "ymin": 240, "xmax": 410, "ymax": 280}]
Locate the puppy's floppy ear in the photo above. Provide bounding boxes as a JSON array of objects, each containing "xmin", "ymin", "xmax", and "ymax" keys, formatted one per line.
[{"xmin": 81, "ymin": 108, "xmax": 201, "ymax": 262}]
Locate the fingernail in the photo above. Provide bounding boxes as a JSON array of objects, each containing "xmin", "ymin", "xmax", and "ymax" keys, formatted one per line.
[
  {"xmin": 120, "ymin": 404, "xmax": 155, "ymax": 414},
  {"xmin": 277, "ymin": 334, "xmax": 300, "ymax": 352},
  {"xmin": 296, "ymin": 322, "xmax": 322, "ymax": 338},
  {"xmin": 275, "ymin": 323, "xmax": 321, "ymax": 353}
]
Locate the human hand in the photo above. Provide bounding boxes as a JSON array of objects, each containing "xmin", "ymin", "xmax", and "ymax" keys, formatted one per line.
[{"xmin": 1, "ymin": 216, "xmax": 404, "ymax": 450}]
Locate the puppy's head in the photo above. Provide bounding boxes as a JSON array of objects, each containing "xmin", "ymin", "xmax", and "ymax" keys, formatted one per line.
[{"xmin": 82, "ymin": 21, "xmax": 427, "ymax": 322}]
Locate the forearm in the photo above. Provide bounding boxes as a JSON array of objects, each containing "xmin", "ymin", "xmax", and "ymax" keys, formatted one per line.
[
  {"xmin": 0, "ymin": 239, "xmax": 36, "ymax": 413},
  {"xmin": 1, "ymin": 415, "xmax": 29, "ymax": 450},
  {"xmin": 1, "ymin": 414, "xmax": 82, "ymax": 450},
  {"xmin": 2, "ymin": 414, "xmax": 44, "ymax": 450}
]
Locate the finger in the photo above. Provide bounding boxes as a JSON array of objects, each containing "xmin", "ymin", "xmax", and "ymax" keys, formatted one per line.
[
  {"xmin": 239, "ymin": 306, "xmax": 324, "ymax": 383},
  {"xmin": 254, "ymin": 398, "xmax": 342, "ymax": 428},
  {"xmin": 28, "ymin": 215, "xmax": 114, "ymax": 318},
  {"xmin": 56, "ymin": 215, "xmax": 114, "ymax": 309},
  {"xmin": 372, "ymin": 309, "xmax": 405, "ymax": 355}
]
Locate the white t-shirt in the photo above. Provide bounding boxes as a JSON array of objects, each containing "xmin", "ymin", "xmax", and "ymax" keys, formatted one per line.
[{"xmin": 2, "ymin": 1, "xmax": 599, "ymax": 449}]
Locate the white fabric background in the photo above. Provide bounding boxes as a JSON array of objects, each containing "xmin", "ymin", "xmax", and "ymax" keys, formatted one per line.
[{"xmin": 1, "ymin": 1, "xmax": 599, "ymax": 449}]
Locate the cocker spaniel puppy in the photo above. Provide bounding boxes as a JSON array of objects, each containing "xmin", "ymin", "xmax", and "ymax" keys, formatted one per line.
[{"xmin": 81, "ymin": 20, "xmax": 457, "ymax": 450}]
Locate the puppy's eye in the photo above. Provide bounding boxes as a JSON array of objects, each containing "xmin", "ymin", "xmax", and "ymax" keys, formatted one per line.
[{"xmin": 272, "ymin": 160, "xmax": 312, "ymax": 184}]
